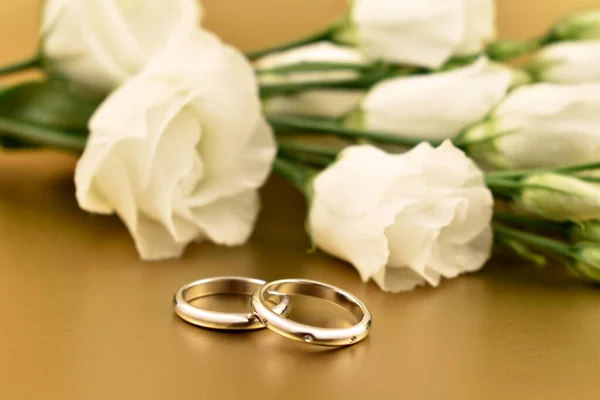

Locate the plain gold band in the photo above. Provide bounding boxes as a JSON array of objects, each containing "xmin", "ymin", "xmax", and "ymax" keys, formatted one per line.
[
  {"xmin": 251, "ymin": 279, "xmax": 372, "ymax": 346},
  {"xmin": 173, "ymin": 276, "xmax": 291, "ymax": 330}
]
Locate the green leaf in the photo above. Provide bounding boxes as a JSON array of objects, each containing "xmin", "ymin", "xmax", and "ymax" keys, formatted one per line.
[
  {"xmin": 269, "ymin": 115, "xmax": 440, "ymax": 147},
  {"xmin": 0, "ymin": 117, "xmax": 87, "ymax": 151},
  {"xmin": 493, "ymin": 224, "xmax": 574, "ymax": 259},
  {"xmin": 0, "ymin": 135, "xmax": 38, "ymax": 150},
  {"xmin": 256, "ymin": 61, "xmax": 370, "ymax": 75},
  {"xmin": 0, "ymin": 54, "xmax": 42, "ymax": 77},
  {"xmin": 0, "ymin": 79, "xmax": 102, "ymax": 135},
  {"xmin": 499, "ymin": 237, "xmax": 547, "ymax": 267}
]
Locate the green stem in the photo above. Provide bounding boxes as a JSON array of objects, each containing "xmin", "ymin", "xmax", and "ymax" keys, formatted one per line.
[
  {"xmin": 259, "ymin": 63, "xmax": 415, "ymax": 97},
  {"xmin": 486, "ymin": 162, "xmax": 600, "ymax": 179},
  {"xmin": 269, "ymin": 116, "xmax": 439, "ymax": 148},
  {"xmin": 272, "ymin": 157, "xmax": 317, "ymax": 196},
  {"xmin": 247, "ymin": 26, "xmax": 335, "ymax": 60},
  {"xmin": 277, "ymin": 140, "xmax": 339, "ymax": 168},
  {"xmin": 278, "ymin": 151, "xmax": 332, "ymax": 168},
  {"xmin": 485, "ymin": 177, "xmax": 522, "ymax": 192},
  {"xmin": 485, "ymin": 35, "xmax": 549, "ymax": 62},
  {"xmin": 260, "ymin": 79, "xmax": 359, "ymax": 97},
  {"xmin": 0, "ymin": 54, "xmax": 42, "ymax": 77},
  {"xmin": 493, "ymin": 224, "xmax": 574, "ymax": 258},
  {"xmin": 485, "ymin": 176, "xmax": 572, "ymax": 196},
  {"xmin": 455, "ymin": 129, "xmax": 516, "ymax": 147},
  {"xmin": 0, "ymin": 116, "xmax": 86, "ymax": 152},
  {"xmin": 493, "ymin": 212, "xmax": 568, "ymax": 233},
  {"xmin": 484, "ymin": 177, "xmax": 532, "ymax": 196},
  {"xmin": 277, "ymin": 140, "xmax": 339, "ymax": 158},
  {"xmin": 256, "ymin": 61, "xmax": 370, "ymax": 75},
  {"xmin": 495, "ymin": 234, "xmax": 548, "ymax": 267}
]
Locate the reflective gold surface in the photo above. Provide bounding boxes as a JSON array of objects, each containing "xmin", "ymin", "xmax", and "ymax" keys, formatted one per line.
[{"xmin": 1, "ymin": 1, "xmax": 600, "ymax": 399}]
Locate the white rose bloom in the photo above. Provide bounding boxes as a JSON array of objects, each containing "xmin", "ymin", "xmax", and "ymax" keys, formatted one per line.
[
  {"xmin": 263, "ymin": 89, "xmax": 364, "ymax": 119},
  {"xmin": 551, "ymin": 9, "xmax": 600, "ymax": 41},
  {"xmin": 309, "ymin": 142, "xmax": 493, "ymax": 293},
  {"xmin": 519, "ymin": 174, "xmax": 600, "ymax": 222},
  {"xmin": 75, "ymin": 30, "xmax": 276, "ymax": 260},
  {"xmin": 347, "ymin": 0, "xmax": 495, "ymax": 68},
  {"xmin": 465, "ymin": 83, "xmax": 600, "ymax": 168},
  {"xmin": 362, "ymin": 57, "xmax": 512, "ymax": 140},
  {"xmin": 42, "ymin": 0, "xmax": 202, "ymax": 94},
  {"xmin": 254, "ymin": 41, "xmax": 367, "ymax": 85},
  {"xmin": 454, "ymin": 0, "xmax": 497, "ymax": 56},
  {"xmin": 527, "ymin": 40, "xmax": 600, "ymax": 83}
]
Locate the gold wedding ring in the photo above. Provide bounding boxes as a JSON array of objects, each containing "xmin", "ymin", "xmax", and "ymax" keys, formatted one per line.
[
  {"xmin": 251, "ymin": 279, "xmax": 372, "ymax": 347},
  {"xmin": 173, "ymin": 277, "xmax": 291, "ymax": 330}
]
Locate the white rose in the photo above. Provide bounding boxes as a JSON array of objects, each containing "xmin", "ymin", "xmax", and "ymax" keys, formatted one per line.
[
  {"xmin": 42, "ymin": 0, "xmax": 202, "ymax": 94},
  {"xmin": 263, "ymin": 89, "xmax": 364, "ymax": 119},
  {"xmin": 345, "ymin": 0, "xmax": 495, "ymax": 68},
  {"xmin": 309, "ymin": 141, "xmax": 493, "ymax": 293},
  {"xmin": 551, "ymin": 9, "xmax": 600, "ymax": 41},
  {"xmin": 465, "ymin": 83, "xmax": 600, "ymax": 168},
  {"xmin": 256, "ymin": 42, "xmax": 367, "ymax": 119},
  {"xmin": 75, "ymin": 30, "xmax": 276, "ymax": 260},
  {"xmin": 362, "ymin": 57, "xmax": 512, "ymax": 140},
  {"xmin": 570, "ymin": 220, "xmax": 600, "ymax": 243},
  {"xmin": 572, "ymin": 245, "xmax": 600, "ymax": 282},
  {"xmin": 254, "ymin": 41, "xmax": 367, "ymax": 85},
  {"xmin": 527, "ymin": 40, "xmax": 600, "ymax": 83},
  {"xmin": 454, "ymin": 0, "xmax": 497, "ymax": 56},
  {"xmin": 519, "ymin": 174, "xmax": 600, "ymax": 222}
]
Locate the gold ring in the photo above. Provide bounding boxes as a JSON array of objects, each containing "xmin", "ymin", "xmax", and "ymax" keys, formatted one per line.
[
  {"xmin": 251, "ymin": 279, "xmax": 372, "ymax": 346},
  {"xmin": 174, "ymin": 277, "xmax": 291, "ymax": 330}
]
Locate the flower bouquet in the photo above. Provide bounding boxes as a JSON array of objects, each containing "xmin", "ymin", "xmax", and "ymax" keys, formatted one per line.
[{"xmin": 1, "ymin": 0, "xmax": 600, "ymax": 293}]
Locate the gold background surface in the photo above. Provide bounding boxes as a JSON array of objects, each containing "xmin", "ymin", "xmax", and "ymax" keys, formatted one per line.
[{"xmin": 1, "ymin": 1, "xmax": 600, "ymax": 399}]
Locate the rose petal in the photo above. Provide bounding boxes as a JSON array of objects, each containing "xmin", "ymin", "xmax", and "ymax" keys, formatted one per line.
[
  {"xmin": 430, "ymin": 227, "xmax": 493, "ymax": 278},
  {"xmin": 363, "ymin": 57, "xmax": 512, "ymax": 140},
  {"xmin": 190, "ymin": 190, "xmax": 261, "ymax": 246},
  {"xmin": 385, "ymin": 198, "xmax": 462, "ymax": 285},
  {"xmin": 41, "ymin": 0, "xmax": 202, "ymax": 93},
  {"xmin": 454, "ymin": 0, "xmax": 496, "ymax": 55},
  {"xmin": 493, "ymin": 83, "xmax": 600, "ymax": 168},
  {"xmin": 188, "ymin": 118, "xmax": 276, "ymax": 208},
  {"xmin": 263, "ymin": 89, "xmax": 364, "ymax": 119},
  {"xmin": 135, "ymin": 107, "xmax": 202, "ymax": 241},
  {"xmin": 133, "ymin": 214, "xmax": 189, "ymax": 260},
  {"xmin": 372, "ymin": 266, "xmax": 427, "ymax": 293},
  {"xmin": 353, "ymin": 0, "xmax": 464, "ymax": 68},
  {"xmin": 313, "ymin": 145, "xmax": 422, "ymax": 216},
  {"xmin": 439, "ymin": 187, "xmax": 493, "ymax": 244},
  {"xmin": 309, "ymin": 201, "xmax": 405, "ymax": 282}
]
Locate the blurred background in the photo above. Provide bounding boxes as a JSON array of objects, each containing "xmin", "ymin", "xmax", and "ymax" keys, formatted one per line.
[{"xmin": 1, "ymin": 0, "xmax": 599, "ymax": 73}]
